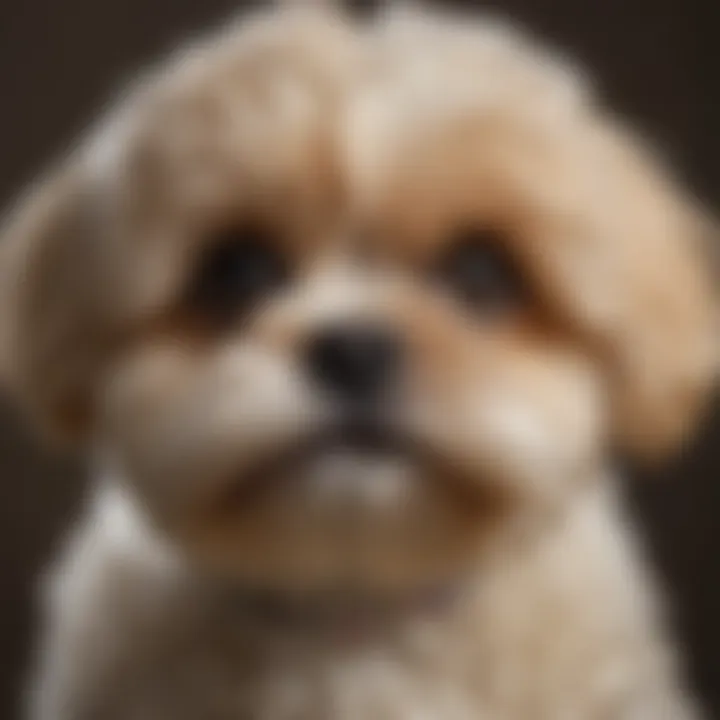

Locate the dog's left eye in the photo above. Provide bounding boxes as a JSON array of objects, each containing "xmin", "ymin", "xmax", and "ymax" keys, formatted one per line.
[
  {"xmin": 190, "ymin": 226, "xmax": 288, "ymax": 322},
  {"xmin": 433, "ymin": 228, "xmax": 527, "ymax": 313}
]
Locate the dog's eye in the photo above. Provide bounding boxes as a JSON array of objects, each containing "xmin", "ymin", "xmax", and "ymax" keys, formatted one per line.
[
  {"xmin": 434, "ymin": 229, "xmax": 527, "ymax": 313},
  {"xmin": 191, "ymin": 226, "xmax": 288, "ymax": 322}
]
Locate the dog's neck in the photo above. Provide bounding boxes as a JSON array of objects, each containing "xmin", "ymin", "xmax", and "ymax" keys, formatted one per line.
[{"xmin": 206, "ymin": 580, "xmax": 467, "ymax": 646}]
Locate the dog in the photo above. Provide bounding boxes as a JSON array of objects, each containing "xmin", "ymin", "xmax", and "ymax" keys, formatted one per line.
[{"xmin": 1, "ymin": 2, "xmax": 716, "ymax": 718}]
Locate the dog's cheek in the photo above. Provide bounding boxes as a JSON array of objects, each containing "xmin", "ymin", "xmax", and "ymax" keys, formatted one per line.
[
  {"xmin": 97, "ymin": 338, "xmax": 315, "ymax": 519},
  {"xmin": 97, "ymin": 342, "xmax": 224, "ymax": 520},
  {"xmin": 474, "ymin": 350, "xmax": 606, "ymax": 502},
  {"xmin": 406, "ymin": 330, "xmax": 607, "ymax": 507}
]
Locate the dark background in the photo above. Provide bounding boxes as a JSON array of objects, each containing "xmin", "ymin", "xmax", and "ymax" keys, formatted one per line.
[{"xmin": 0, "ymin": 1, "xmax": 718, "ymax": 718}]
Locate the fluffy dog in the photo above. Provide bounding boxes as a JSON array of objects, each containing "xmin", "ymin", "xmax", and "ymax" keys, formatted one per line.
[{"xmin": 1, "ymin": 2, "xmax": 716, "ymax": 718}]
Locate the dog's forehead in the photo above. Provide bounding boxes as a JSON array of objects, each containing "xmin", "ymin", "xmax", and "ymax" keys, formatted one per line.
[{"xmin": 87, "ymin": 6, "xmax": 592, "ymax": 250}]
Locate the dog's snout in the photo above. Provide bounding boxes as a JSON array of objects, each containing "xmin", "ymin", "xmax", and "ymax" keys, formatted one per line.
[{"xmin": 305, "ymin": 323, "xmax": 402, "ymax": 403}]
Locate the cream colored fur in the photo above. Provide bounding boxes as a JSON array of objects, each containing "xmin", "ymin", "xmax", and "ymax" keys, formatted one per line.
[
  {"xmin": 28, "ymin": 478, "xmax": 699, "ymax": 719},
  {"xmin": 2, "ymin": 3, "xmax": 714, "ymax": 719}
]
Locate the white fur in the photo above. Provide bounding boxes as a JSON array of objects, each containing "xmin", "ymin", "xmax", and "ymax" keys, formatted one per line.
[{"xmin": 27, "ymin": 474, "xmax": 700, "ymax": 719}]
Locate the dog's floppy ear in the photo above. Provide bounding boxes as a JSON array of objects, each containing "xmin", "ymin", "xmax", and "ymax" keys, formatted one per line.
[
  {"xmin": 568, "ymin": 122, "xmax": 718, "ymax": 460},
  {"xmin": 0, "ymin": 155, "xmax": 113, "ymax": 442}
]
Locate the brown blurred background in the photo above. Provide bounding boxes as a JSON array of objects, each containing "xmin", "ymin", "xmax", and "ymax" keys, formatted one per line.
[{"xmin": 0, "ymin": 0, "xmax": 718, "ymax": 718}]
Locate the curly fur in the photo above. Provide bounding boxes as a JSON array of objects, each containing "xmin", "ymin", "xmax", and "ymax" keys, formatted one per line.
[{"xmin": 1, "ymin": 3, "xmax": 716, "ymax": 719}]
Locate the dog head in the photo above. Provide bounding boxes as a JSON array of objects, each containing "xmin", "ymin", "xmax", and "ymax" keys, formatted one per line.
[{"xmin": 1, "ymin": 4, "xmax": 716, "ymax": 595}]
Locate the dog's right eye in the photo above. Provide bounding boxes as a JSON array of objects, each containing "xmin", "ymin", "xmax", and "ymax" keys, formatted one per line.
[
  {"xmin": 190, "ymin": 226, "xmax": 288, "ymax": 323},
  {"xmin": 433, "ymin": 228, "xmax": 528, "ymax": 316}
]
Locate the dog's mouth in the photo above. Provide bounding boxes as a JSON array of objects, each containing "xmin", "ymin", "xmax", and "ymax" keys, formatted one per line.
[
  {"xmin": 296, "ymin": 420, "xmax": 416, "ymax": 459},
  {"xmin": 217, "ymin": 418, "xmax": 430, "ymax": 512},
  {"xmin": 196, "ymin": 414, "xmax": 514, "ymax": 595},
  {"xmin": 209, "ymin": 413, "xmax": 509, "ymax": 523}
]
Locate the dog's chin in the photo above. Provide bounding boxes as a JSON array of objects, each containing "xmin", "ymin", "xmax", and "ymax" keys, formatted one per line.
[{"xmin": 180, "ymin": 421, "xmax": 507, "ymax": 597}]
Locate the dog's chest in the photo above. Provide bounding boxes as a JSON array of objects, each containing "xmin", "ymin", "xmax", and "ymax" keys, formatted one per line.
[
  {"xmin": 126, "ymin": 600, "xmax": 646, "ymax": 720},
  {"xmin": 121, "ymin": 592, "xmax": 625, "ymax": 720},
  {"xmin": 144, "ymin": 627, "xmax": 491, "ymax": 720}
]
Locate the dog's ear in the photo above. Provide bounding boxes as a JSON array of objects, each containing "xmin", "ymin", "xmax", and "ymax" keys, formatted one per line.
[
  {"xmin": 0, "ymin": 155, "xmax": 113, "ymax": 443},
  {"xmin": 561, "ymin": 122, "xmax": 718, "ymax": 460}
]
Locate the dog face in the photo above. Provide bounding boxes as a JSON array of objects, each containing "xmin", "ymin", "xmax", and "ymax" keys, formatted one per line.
[{"xmin": 0, "ymin": 5, "xmax": 716, "ymax": 595}]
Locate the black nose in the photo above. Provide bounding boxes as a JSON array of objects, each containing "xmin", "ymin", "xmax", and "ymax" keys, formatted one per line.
[{"xmin": 305, "ymin": 323, "xmax": 402, "ymax": 403}]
